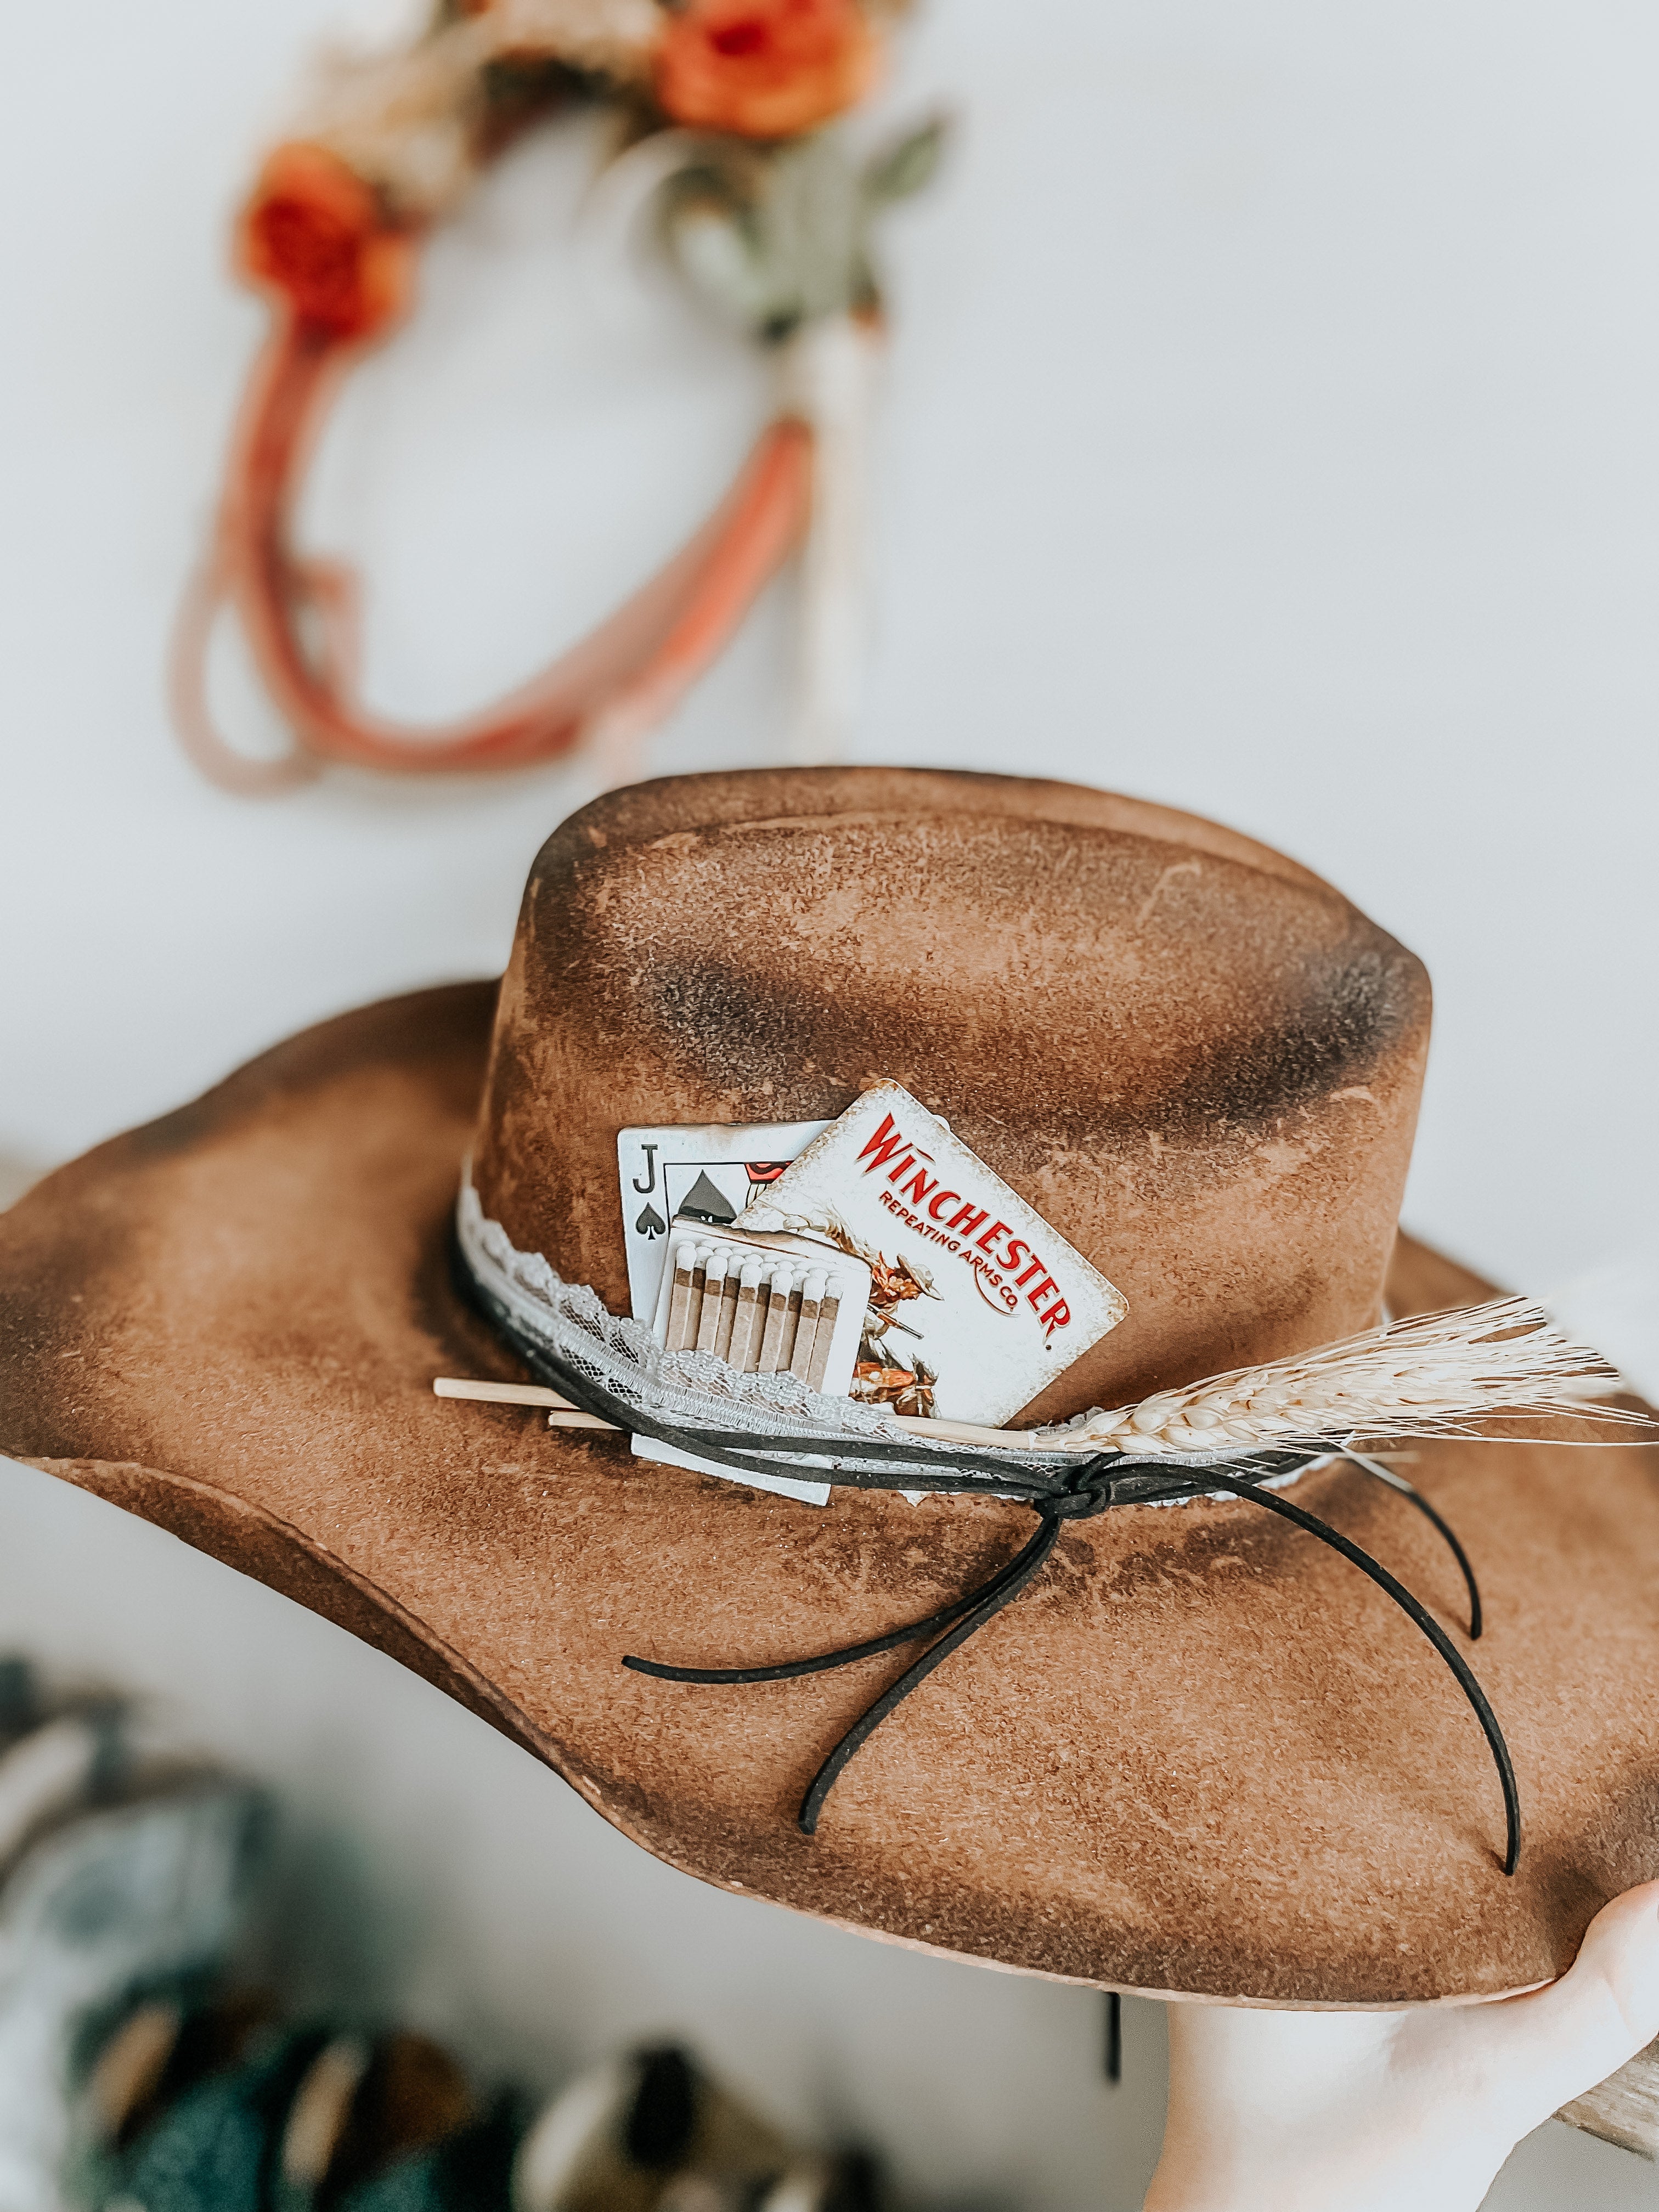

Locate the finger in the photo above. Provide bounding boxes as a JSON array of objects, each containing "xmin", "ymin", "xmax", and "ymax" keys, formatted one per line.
[{"xmin": 1469, "ymin": 1882, "xmax": 1659, "ymax": 2125}]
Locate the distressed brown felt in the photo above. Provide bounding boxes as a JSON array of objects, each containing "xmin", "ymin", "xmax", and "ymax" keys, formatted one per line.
[{"xmin": 2, "ymin": 766, "xmax": 1656, "ymax": 2007}]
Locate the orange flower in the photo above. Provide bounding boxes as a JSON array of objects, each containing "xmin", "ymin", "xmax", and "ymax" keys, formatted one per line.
[
  {"xmin": 237, "ymin": 143, "xmax": 416, "ymax": 342},
  {"xmin": 654, "ymin": 0, "xmax": 879, "ymax": 140}
]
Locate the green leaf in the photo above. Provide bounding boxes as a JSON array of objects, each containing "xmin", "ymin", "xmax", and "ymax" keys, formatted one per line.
[
  {"xmin": 663, "ymin": 200, "xmax": 782, "ymax": 331},
  {"xmin": 862, "ymin": 116, "xmax": 948, "ymax": 206}
]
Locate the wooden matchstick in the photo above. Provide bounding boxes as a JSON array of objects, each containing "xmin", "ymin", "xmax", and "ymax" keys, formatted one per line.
[
  {"xmin": 805, "ymin": 1274, "xmax": 842, "ymax": 1391},
  {"xmin": 713, "ymin": 1261, "xmax": 741, "ymax": 1361},
  {"xmin": 757, "ymin": 1266, "xmax": 796, "ymax": 1374},
  {"xmin": 667, "ymin": 1240, "xmax": 699, "ymax": 1351},
  {"xmin": 691, "ymin": 1242, "xmax": 715, "ymax": 1348},
  {"xmin": 789, "ymin": 1269, "xmax": 825, "ymax": 1381},
  {"xmin": 695, "ymin": 1249, "xmax": 729, "ymax": 1355},
  {"xmin": 727, "ymin": 1261, "xmax": 763, "ymax": 1372},
  {"xmin": 433, "ymin": 1377, "xmax": 571, "ymax": 1408},
  {"xmin": 777, "ymin": 1279, "xmax": 804, "ymax": 1371},
  {"xmin": 431, "ymin": 1378, "xmax": 1106, "ymax": 1451}
]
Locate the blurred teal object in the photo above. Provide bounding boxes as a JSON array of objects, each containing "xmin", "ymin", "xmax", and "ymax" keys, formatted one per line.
[
  {"xmin": 0, "ymin": 1657, "xmax": 266, "ymax": 2212},
  {"xmin": 91, "ymin": 2028, "xmax": 326, "ymax": 2211},
  {"xmin": 335, "ymin": 2100, "xmax": 523, "ymax": 2212}
]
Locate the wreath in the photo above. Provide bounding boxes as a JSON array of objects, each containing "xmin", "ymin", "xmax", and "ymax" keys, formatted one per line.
[{"xmin": 174, "ymin": 0, "xmax": 943, "ymax": 793}]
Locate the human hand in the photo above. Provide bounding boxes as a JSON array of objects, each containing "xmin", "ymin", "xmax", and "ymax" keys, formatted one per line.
[{"xmin": 1143, "ymin": 1882, "xmax": 1659, "ymax": 2211}]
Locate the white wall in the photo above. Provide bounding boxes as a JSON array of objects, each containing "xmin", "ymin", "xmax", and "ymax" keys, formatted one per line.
[{"xmin": 2, "ymin": 1, "xmax": 1657, "ymax": 2204}]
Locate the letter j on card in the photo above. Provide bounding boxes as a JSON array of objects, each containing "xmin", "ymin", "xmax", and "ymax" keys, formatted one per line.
[{"xmin": 617, "ymin": 1117, "xmax": 831, "ymax": 1322}]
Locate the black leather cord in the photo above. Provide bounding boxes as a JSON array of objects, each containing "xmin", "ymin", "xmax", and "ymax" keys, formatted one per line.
[
  {"xmin": 454, "ymin": 1235, "xmax": 1517, "ymax": 1872},
  {"xmin": 1104, "ymin": 1992, "xmax": 1122, "ymax": 2084},
  {"xmin": 1343, "ymin": 1451, "xmax": 1483, "ymax": 1639},
  {"xmin": 1187, "ymin": 1468, "xmax": 1517, "ymax": 1875}
]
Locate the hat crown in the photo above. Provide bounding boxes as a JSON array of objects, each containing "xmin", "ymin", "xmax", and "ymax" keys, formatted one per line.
[{"xmin": 471, "ymin": 768, "xmax": 1430, "ymax": 1417}]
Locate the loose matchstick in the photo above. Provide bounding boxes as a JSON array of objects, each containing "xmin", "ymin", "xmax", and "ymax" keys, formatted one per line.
[
  {"xmin": 433, "ymin": 1377, "xmax": 571, "ymax": 1408},
  {"xmin": 432, "ymin": 1376, "xmax": 1104, "ymax": 1450}
]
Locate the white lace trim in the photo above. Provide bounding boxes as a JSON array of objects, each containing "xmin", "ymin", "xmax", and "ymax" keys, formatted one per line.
[
  {"xmin": 454, "ymin": 1173, "xmax": 1327, "ymax": 1506},
  {"xmin": 458, "ymin": 1174, "xmax": 950, "ymax": 1463}
]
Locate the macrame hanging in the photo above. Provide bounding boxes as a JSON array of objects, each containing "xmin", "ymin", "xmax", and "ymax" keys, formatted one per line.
[{"xmin": 173, "ymin": 0, "xmax": 942, "ymax": 794}]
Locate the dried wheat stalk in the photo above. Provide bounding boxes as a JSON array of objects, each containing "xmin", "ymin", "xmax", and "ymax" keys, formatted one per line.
[
  {"xmin": 436, "ymin": 1296, "xmax": 1654, "ymax": 1464},
  {"xmin": 1052, "ymin": 1297, "xmax": 1646, "ymax": 1459}
]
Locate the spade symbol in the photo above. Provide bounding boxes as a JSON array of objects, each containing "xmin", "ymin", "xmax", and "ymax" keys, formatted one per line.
[
  {"xmin": 635, "ymin": 1203, "xmax": 667, "ymax": 1240},
  {"xmin": 678, "ymin": 1172, "xmax": 737, "ymax": 1227}
]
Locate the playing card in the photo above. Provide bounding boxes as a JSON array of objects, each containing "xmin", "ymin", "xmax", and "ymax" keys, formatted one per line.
[
  {"xmin": 735, "ymin": 1081, "xmax": 1128, "ymax": 1426},
  {"xmin": 619, "ymin": 1120, "xmax": 833, "ymax": 1505},
  {"xmin": 617, "ymin": 1119, "xmax": 830, "ymax": 1322}
]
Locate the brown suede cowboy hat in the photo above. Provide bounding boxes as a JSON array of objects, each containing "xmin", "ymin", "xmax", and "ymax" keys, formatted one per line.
[{"xmin": 2, "ymin": 766, "xmax": 1655, "ymax": 2010}]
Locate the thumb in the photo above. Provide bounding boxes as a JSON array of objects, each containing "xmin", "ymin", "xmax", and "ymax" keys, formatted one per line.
[{"xmin": 1469, "ymin": 1882, "xmax": 1659, "ymax": 2128}]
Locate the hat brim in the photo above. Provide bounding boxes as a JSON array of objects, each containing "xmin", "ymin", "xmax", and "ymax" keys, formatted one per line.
[{"xmin": 3, "ymin": 982, "xmax": 1657, "ymax": 2007}]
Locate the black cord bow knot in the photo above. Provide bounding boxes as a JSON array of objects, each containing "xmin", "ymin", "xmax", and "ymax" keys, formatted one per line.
[
  {"xmin": 455, "ymin": 1236, "xmax": 1520, "ymax": 1874},
  {"xmin": 1036, "ymin": 1457, "xmax": 1120, "ymax": 1520}
]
